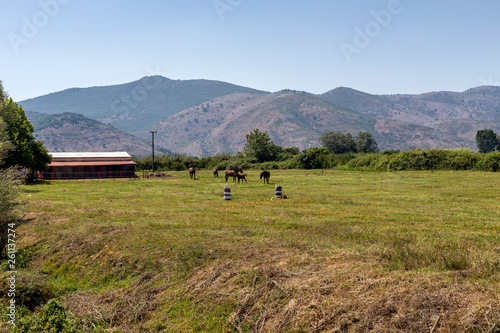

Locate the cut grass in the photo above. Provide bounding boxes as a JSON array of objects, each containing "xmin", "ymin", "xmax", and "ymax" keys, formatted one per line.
[{"xmin": 4, "ymin": 170, "xmax": 500, "ymax": 331}]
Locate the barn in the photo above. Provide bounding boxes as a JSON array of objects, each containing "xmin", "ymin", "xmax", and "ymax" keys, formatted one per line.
[{"xmin": 43, "ymin": 152, "xmax": 137, "ymax": 180}]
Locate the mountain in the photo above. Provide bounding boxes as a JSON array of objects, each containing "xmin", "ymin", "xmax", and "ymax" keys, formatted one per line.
[
  {"xmin": 152, "ymin": 90, "xmax": 472, "ymax": 155},
  {"xmin": 153, "ymin": 90, "xmax": 374, "ymax": 155},
  {"xmin": 321, "ymin": 87, "xmax": 435, "ymax": 125},
  {"xmin": 20, "ymin": 76, "xmax": 267, "ymax": 138},
  {"xmin": 26, "ymin": 112, "xmax": 167, "ymax": 157},
  {"xmin": 19, "ymin": 76, "xmax": 500, "ymax": 155},
  {"xmin": 322, "ymin": 86, "xmax": 500, "ymax": 143}
]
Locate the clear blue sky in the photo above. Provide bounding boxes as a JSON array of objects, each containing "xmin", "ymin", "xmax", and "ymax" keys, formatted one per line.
[{"xmin": 1, "ymin": 0, "xmax": 499, "ymax": 101}]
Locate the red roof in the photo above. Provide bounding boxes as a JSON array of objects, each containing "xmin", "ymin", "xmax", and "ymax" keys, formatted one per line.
[{"xmin": 49, "ymin": 161, "xmax": 137, "ymax": 167}]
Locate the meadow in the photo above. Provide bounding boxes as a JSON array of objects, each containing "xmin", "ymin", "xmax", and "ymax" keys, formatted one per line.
[{"xmin": 5, "ymin": 170, "xmax": 500, "ymax": 332}]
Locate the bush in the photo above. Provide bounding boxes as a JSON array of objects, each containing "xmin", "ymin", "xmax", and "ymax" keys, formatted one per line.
[
  {"xmin": 476, "ymin": 152, "xmax": 500, "ymax": 172},
  {"xmin": 16, "ymin": 299, "xmax": 77, "ymax": 332},
  {"xmin": 297, "ymin": 147, "xmax": 330, "ymax": 169},
  {"xmin": 345, "ymin": 153, "xmax": 388, "ymax": 170},
  {"xmin": 387, "ymin": 149, "xmax": 443, "ymax": 171},
  {"xmin": 444, "ymin": 149, "xmax": 480, "ymax": 170}
]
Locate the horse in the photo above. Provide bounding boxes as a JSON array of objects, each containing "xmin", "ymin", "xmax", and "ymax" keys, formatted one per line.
[
  {"xmin": 225, "ymin": 170, "xmax": 237, "ymax": 182},
  {"xmin": 225, "ymin": 167, "xmax": 243, "ymax": 182},
  {"xmin": 235, "ymin": 173, "xmax": 247, "ymax": 184},
  {"xmin": 213, "ymin": 169, "xmax": 218, "ymax": 178},
  {"xmin": 189, "ymin": 167, "xmax": 196, "ymax": 179},
  {"xmin": 260, "ymin": 170, "xmax": 270, "ymax": 184}
]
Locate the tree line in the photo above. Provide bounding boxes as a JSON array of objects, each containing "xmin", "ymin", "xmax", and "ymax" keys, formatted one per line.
[{"xmin": 134, "ymin": 128, "xmax": 500, "ymax": 172}]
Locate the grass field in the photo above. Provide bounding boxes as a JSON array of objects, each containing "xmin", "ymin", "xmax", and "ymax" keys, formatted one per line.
[{"xmin": 5, "ymin": 170, "xmax": 500, "ymax": 332}]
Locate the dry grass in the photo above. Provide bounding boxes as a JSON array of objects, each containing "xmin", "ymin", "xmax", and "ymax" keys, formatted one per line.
[{"xmin": 4, "ymin": 170, "xmax": 500, "ymax": 332}]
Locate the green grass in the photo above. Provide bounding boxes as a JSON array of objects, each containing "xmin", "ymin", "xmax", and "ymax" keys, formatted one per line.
[{"xmin": 8, "ymin": 170, "xmax": 500, "ymax": 331}]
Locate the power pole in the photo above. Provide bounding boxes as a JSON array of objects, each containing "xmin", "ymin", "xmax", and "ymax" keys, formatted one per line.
[{"xmin": 150, "ymin": 131, "xmax": 157, "ymax": 173}]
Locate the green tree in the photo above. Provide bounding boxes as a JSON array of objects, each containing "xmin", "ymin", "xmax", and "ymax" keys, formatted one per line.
[
  {"xmin": 0, "ymin": 117, "xmax": 14, "ymax": 165},
  {"xmin": 298, "ymin": 147, "xmax": 330, "ymax": 169},
  {"xmin": 320, "ymin": 131, "xmax": 356, "ymax": 154},
  {"xmin": 476, "ymin": 129, "xmax": 498, "ymax": 153},
  {"xmin": 243, "ymin": 129, "xmax": 282, "ymax": 162},
  {"xmin": 0, "ymin": 82, "xmax": 51, "ymax": 172},
  {"xmin": 355, "ymin": 131, "xmax": 379, "ymax": 153}
]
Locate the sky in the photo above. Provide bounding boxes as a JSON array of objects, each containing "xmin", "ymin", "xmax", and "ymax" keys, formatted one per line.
[{"xmin": 1, "ymin": 0, "xmax": 500, "ymax": 101}]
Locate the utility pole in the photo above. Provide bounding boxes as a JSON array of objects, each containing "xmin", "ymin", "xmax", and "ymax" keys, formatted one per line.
[{"xmin": 150, "ymin": 131, "xmax": 157, "ymax": 173}]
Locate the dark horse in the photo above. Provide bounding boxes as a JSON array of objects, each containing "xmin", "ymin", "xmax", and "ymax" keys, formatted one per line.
[
  {"xmin": 260, "ymin": 170, "xmax": 270, "ymax": 184},
  {"xmin": 213, "ymin": 169, "xmax": 219, "ymax": 178},
  {"xmin": 189, "ymin": 167, "xmax": 196, "ymax": 179},
  {"xmin": 225, "ymin": 167, "xmax": 243, "ymax": 182},
  {"xmin": 235, "ymin": 173, "xmax": 247, "ymax": 184}
]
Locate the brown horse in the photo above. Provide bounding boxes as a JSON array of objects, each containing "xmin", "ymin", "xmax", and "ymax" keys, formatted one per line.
[
  {"xmin": 225, "ymin": 170, "xmax": 237, "ymax": 182},
  {"xmin": 260, "ymin": 170, "xmax": 270, "ymax": 184},
  {"xmin": 189, "ymin": 167, "xmax": 196, "ymax": 179},
  {"xmin": 213, "ymin": 169, "xmax": 218, "ymax": 178},
  {"xmin": 235, "ymin": 173, "xmax": 247, "ymax": 184},
  {"xmin": 225, "ymin": 167, "xmax": 244, "ymax": 182}
]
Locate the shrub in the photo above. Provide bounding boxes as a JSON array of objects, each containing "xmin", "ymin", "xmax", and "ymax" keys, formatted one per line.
[
  {"xmin": 444, "ymin": 149, "xmax": 480, "ymax": 170},
  {"xmin": 297, "ymin": 147, "xmax": 330, "ymax": 169},
  {"xmin": 16, "ymin": 299, "xmax": 77, "ymax": 332},
  {"xmin": 476, "ymin": 152, "xmax": 500, "ymax": 172},
  {"xmin": 11, "ymin": 270, "xmax": 56, "ymax": 310}
]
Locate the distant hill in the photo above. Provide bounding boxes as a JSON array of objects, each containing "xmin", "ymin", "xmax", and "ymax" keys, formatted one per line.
[
  {"xmin": 322, "ymin": 86, "xmax": 500, "ymax": 143},
  {"xmin": 384, "ymin": 86, "xmax": 500, "ymax": 141},
  {"xmin": 321, "ymin": 87, "xmax": 435, "ymax": 125},
  {"xmin": 19, "ymin": 77, "xmax": 500, "ymax": 155},
  {"xmin": 153, "ymin": 91, "xmax": 374, "ymax": 155},
  {"xmin": 20, "ymin": 76, "xmax": 267, "ymax": 138},
  {"xmin": 26, "ymin": 112, "xmax": 168, "ymax": 157},
  {"xmin": 153, "ymin": 90, "xmax": 472, "ymax": 155}
]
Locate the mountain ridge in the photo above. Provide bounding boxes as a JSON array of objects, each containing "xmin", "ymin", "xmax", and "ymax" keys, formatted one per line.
[
  {"xmin": 26, "ymin": 111, "xmax": 170, "ymax": 157},
  {"xmin": 19, "ymin": 77, "xmax": 500, "ymax": 156}
]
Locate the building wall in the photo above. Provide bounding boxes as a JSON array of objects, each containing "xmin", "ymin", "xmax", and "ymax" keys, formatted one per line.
[{"xmin": 43, "ymin": 165, "xmax": 136, "ymax": 180}]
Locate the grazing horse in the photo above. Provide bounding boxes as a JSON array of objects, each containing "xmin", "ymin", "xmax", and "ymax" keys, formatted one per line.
[
  {"xmin": 213, "ymin": 169, "xmax": 219, "ymax": 178},
  {"xmin": 235, "ymin": 173, "xmax": 247, "ymax": 184},
  {"xmin": 189, "ymin": 167, "xmax": 196, "ymax": 179},
  {"xmin": 260, "ymin": 170, "xmax": 270, "ymax": 184}
]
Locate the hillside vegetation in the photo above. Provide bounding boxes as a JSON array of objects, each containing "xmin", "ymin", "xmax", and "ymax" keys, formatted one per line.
[
  {"xmin": 21, "ymin": 77, "xmax": 500, "ymax": 155},
  {"xmin": 26, "ymin": 112, "xmax": 168, "ymax": 157},
  {"xmin": 20, "ymin": 76, "xmax": 267, "ymax": 136},
  {"xmin": 4, "ymin": 170, "xmax": 500, "ymax": 332}
]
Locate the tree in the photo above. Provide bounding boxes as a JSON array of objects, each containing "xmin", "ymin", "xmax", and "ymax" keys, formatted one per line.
[
  {"xmin": 0, "ymin": 82, "xmax": 51, "ymax": 172},
  {"xmin": 320, "ymin": 131, "xmax": 356, "ymax": 154},
  {"xmin": 0, "ymin": 117, "xmax": 13, "ymax": 165},
  {"xmin": 476, "ymin": 129, "xmax": 498, "ymax": 153},
  {"xmin": 298, "ymin": 147, "xmax": 330, "ymax": 169},
  {"xmin": 356, "ymin": 131, "xmax": 379, "ymax": 153},
  {"xmin": 243, "ymin": 129, "xmax": 282, "ymax": 162}
]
